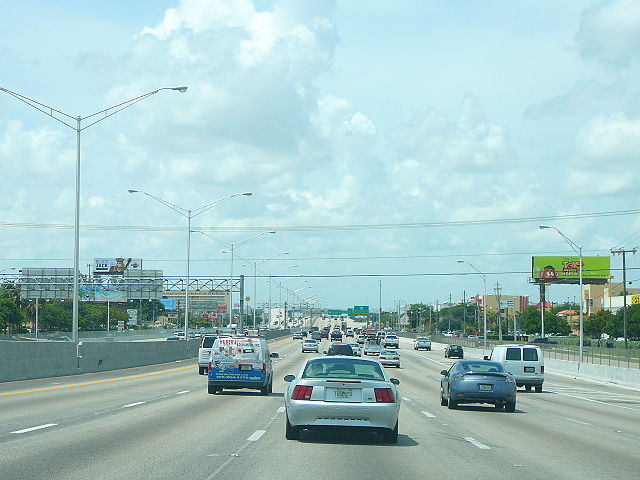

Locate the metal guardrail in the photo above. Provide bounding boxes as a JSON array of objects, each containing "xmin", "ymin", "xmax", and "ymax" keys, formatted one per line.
[{"xmin": 397, "ymin": 332, "xmax": 640, "ymax": 369}]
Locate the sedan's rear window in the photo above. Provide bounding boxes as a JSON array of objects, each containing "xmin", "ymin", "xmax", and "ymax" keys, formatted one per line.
[
  {"xmin": 523, "ymin": 348, "xmax": 539, "ymax": 361},
  {"xmin": 302, "ymin": 359, "xmax": 385, "ymax": 380},
  {"xmin": 460, "ymin": 362, "xmax": 504, "ymax": 373}
]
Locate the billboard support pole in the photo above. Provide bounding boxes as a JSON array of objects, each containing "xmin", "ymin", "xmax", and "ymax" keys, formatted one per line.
[{"xmin": 539, "ymin": 283, "xmax": 545, "ymax": 338}]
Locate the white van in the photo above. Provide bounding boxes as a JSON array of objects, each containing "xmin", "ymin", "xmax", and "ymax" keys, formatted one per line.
[
  {"xmin": 485, "ymin": 344, "xmax": 544, "ymax": 392},
  {"xmin": 207, "ymin": 337, "xmax": 278, "ymax": 395}
]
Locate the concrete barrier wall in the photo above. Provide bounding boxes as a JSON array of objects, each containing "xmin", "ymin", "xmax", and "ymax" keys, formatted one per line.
[
  {"xmin": 0, "ymin": 330, "xmax": 294, "ymax": 383},
  {"xmin": 265, "ymin": 329, "xmax": 291, "ymax": 341},
  {"xmin": 0, "ymin": 339, "xmax": 200, "ymax": 383}
]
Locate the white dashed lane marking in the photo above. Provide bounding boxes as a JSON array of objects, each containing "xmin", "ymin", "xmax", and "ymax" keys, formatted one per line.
[
  {"xmin": 176, "ymin": 390, "xmax": 190, "ymax": 395},
  {"xmin": 247, "ymin": 430, "xmax": 266, "ymax": 442},
  {"xmin": 401, "ymin": 397, "xmax": 412, "ymax": 402},
  {"xmin": 421, "ymin": 410, "xmax": 435, "ymax": 418},
  {"xmin": 277, "ymin": 406, "xmax": 285, "ymax": 413},
  {"xmin": 564, "ymin": 418, "xmax": 591, "ymax": 426},
  {"xmin": 122, "ymin": 402, "xmax": 145, "ymax": 408},
  {"xmin": 11, "ymin": 423, "xmax": 58, "ymax": 434},
  {"xmin": 464, "ymin": 437, "xmax": 490, "ymax": 450}
]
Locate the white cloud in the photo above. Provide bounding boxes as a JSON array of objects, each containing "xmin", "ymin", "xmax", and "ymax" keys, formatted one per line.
[
  {"xmin": 575, "ymin": 0, "xmax": 640, "ymax": 67},
  {"xmin": 576, "ymin": 112, "xmax": 640, "ymax": 164}
]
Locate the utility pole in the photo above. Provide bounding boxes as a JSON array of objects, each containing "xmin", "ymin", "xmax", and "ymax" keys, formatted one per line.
[
  {"xmin": 462, "ymin": 290, "xmax": 466, "ymax": 334},
  {"xmin": 495, "ymin": 282, "xmax": 502, "ymax": 340},
  {"xmin": 379, "ymin": 280, "xmax": 382, "ymax": 331},
  {"xmin": 611, "ymin": 247, "xmax": 637, "ymax": 348}
]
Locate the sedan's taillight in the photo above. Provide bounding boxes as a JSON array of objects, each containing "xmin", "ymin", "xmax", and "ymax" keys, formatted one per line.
[
  {"xmin": 374, "ymin": 388, "xmax": 395, "ymax": 403},
  {"xmin": 291, "ymin": 385, "xmax": 314, "ymax": 400}
]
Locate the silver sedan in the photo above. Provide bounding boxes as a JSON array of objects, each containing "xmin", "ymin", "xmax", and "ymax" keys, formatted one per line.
[{"xmin": 283, "ymin": 357, "xmax": 401, "ymax": 443}]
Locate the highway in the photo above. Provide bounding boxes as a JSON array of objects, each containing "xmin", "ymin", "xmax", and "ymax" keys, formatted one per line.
[{"xmin": 1, "ymin": 334, "xmax": 639, "ymax": 480}]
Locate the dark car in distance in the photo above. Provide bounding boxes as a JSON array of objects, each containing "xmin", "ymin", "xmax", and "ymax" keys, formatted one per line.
[
  {"xmin": 325, "ymin": 343, "xmax": 354, "ymax": 356},
  {"xmin": 445, "ymin": 344, "xmax": 464, "ymax": 359},
  {"xmin": 330, "ymin": 330, "xmax": 343, "ymax": 341}
]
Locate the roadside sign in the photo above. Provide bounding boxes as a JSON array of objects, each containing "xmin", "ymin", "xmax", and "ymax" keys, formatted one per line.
[{"xmin": 632, "ymin": 295, "xmax": 640, "ymax": 305}]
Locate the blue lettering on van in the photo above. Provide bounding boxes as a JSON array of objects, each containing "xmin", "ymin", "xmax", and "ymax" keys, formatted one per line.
[{"xmin": 208, "ymin": 368, "xmax": 265, "ymax": 382}]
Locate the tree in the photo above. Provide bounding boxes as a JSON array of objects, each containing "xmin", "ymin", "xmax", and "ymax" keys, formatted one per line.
[
  {"xmin": 615, "ymin": 304, "xmax": 640, "ymax": 340},
  {"xmin": 584, "ymin": 310, "xmax": 612, "ymax": 339},
  {"xmin": 516, "ymin": 306, "xmax": 568, "ymax": 335},
  {"xmin": 0, "ymin": 295, "xmax": 24, "ymax": 333},
  {"xmin": 406, "ymin": 303, "xmax": 432, "ymax": 329}
]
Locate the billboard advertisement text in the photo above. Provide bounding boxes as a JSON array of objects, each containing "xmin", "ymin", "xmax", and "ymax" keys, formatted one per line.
[{"xmin": 532, "ymin": 256, "xmax": 610, "ymax": 282}]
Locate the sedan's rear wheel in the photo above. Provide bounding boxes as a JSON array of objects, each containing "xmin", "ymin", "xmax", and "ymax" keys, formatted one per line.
[
  {"xmin": 494, "ymin": 402, "xmax": 504, "ymax": 410},
  {"xmin": 285, "ymin": 415, "xmax": 300, "ymax": 440},
  {"xmin": 440, "ymin": 393, "xmax": 448, "ymax": 406},
  {"xmin": 382, "ymin": 422, "xmax": 399, "ymax": 444},
  {"xmin": 447, "ymin": 390, "xmax": 457, "ymax": 409}
]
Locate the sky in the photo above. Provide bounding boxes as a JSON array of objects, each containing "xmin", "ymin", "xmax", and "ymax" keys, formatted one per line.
[{"xmin": 1, "ymin": 0, "xmax": 640, "ymax": 312}]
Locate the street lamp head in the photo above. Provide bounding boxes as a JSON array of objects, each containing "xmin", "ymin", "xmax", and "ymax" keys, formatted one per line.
[
  {"xmin": 268, "ymin": 231, "xmax": 276, "ymax": 234},
  {"xmin": 171, "ymin": 86, "xmax": 188, "ymax": 93},
  {"xmin": 539, "ymin": 225, "xmax": 551, "ymax": 230},
  {"xmin": 128, "ymin": 189, "xmax": 138, "ymax": 194},
  {"xmin": 242, "ymin": 192, "xmax": 252, "ymax": 196},
  {"xmin": 457, "ymin": 260, "xmax": 464, "ymax": 264}
]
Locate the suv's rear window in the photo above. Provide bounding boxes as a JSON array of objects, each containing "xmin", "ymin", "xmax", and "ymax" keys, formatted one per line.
[
  {"xmin": 202, "ymin": 336, "xmax": 217, "ymax": 348},
  {"xmin": 523, "ymin": 348, "xmax": 539, "ymax": 361},
  {"xmin": 506, "ymin": 347, "xmax": 521, "ymax": 360}
]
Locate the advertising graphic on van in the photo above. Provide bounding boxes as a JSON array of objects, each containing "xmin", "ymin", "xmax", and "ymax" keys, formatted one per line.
[{"xmin": 207, "ymin": 337, "xmax": 274, "ymax": 395}]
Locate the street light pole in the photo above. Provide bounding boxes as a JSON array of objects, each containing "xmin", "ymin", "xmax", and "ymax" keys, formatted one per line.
[
  {"xmin": 198, "ymin": 230, "xmax": 275, "ymax": 331},
  {"xmin": 458, "ymin": 260, "xmax": 488, "ymax": 353},
  {"xmin": 245, "ymin": 252, "xmax": 289, "ymax": 328},
  {"xmin": 539, "ymin": 225, "xmax": 584, "ymax": 365},
  {"xmin": 1, "ymin": 85, "xmax": 187, "ymax": 346},
  {"xmin": 129, "ymin": 190, "xmax": 252, "ymax": 338}
]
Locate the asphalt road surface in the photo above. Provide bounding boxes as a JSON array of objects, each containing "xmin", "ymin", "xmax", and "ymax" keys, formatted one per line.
[{"xmin": 1, "ymin": 335, "xmax": 639, "ymax": 480}]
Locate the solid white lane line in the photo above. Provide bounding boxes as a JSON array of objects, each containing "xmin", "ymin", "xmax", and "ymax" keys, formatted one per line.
[
  {"xmin": 552, "ymin": 391, "xmax": 640, "ymax": 412},
  {"xmin": 176, "ymin": 390, "xmax": 190, "ymax": 395},
  {"xmin": 122, "ymin": 402, "xmax": 145, "ymax": 408},
  {"xmin": 463, "ymin": 437, "xmax": 490, "ymax": 450},
  {"xmin": 277, "ymin": 406, "xmax": 285, "ymax": 413},
  {"xmin": 564, "ymin": 418, "xmax": 591, "ymax": 426},
  {"xmin": 421, "ymin": 410, "xmax": 435, "ymax": 418},
  {"xmin": 11, "ymin": 423, "xmax": 58, "ymax": 434},
  {"xmin": 246, "ymin": 430, "xmax": 266, "ymax": 442}
]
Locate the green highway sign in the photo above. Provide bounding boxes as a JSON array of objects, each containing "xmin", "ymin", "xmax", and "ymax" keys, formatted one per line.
[
  {"xmin": 327, "ymin": 309, "xmax": 343, "ymax": 315},
  {"xmin": 353, "ymin": 305, "xmax": 369, "ymax": 316}
]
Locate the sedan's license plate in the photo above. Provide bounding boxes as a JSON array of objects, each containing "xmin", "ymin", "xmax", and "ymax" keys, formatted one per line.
[
  {"xmin": 479, "ymin": 384, "xmax": 493, "ymax": 392},
  {"xmin": 524, "ymin": 366, "xmax": 535, "ymax": 373},
  {"xmin": 239, "ymin": 364, "xmax": 253, "ymax": 371},
  {"xmin": 334, "ymin": 388, "xmax": 353, "ymax": 399}
]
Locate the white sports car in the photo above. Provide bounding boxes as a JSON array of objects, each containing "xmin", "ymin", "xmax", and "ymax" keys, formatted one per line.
[{"xmin": 283, "ymin": 357, "xmax": 401, "ymax": 443}]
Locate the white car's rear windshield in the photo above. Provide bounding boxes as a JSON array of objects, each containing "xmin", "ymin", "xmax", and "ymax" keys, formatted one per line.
[{"xmin": 302, "ymin": 359, "xmax": 385, "ymax": 380}]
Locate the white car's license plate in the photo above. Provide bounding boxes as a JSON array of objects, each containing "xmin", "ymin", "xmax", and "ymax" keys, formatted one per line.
[
  {"xmin": 479, "ymin": 384, "xmax": 493, "ymax": 391},
  {"xmin": 334, "ymin": 388, "xmax": 353, "ymax": 399}
]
